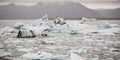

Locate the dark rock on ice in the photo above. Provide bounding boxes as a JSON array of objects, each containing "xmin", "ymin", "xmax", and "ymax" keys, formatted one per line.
[
  {"xmin": 0, "ymin": 57, "xmax": 11, "ymax": 60},
  {"xmin": 17, "ymin": 30, "xmax": 36, "ymax": 38},
  {"xmin": 54, "ymin": 17, "xmax": 66, "ymax": 25}
]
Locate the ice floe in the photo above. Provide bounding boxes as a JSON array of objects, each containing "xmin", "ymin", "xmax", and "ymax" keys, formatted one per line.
[{"xmin": 22, "ymin": 51, "xmax": 55, "ymax": 60}]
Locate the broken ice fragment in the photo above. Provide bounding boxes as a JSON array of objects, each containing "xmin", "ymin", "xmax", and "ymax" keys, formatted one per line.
[
  {"xmin": 14, "ymin": 22, "xmax": 24, "ymax": 29},
  {"xmin": 102, "ymin": 21, "xmax": 112, "ymax": 29},
  {"xmin": 22, "ymin": 51, "xmax": 53, "ymax": 60}
]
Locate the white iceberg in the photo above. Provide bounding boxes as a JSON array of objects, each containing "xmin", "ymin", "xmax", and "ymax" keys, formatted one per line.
[
  {"xmin": 80, "ymin": 17, "xmax": 97, "ymax": 24},
  {"xmin": 70, "ymin": 53, "xmax": 85, "ymax": 60},
  {"xmin": 100, "ymin": 21, "xmax": 120, "ymax": 34},
  {"xmin": 68, "ymin": 48, "xmax": 87, "ymax": 60},
  {"xmin": 17, "ymin": 48, "xmax": 33, "ymax": 52},
  {"xmin": 14, "ymin": 15, "xmax": 52, "ymax": 32},
  {"xmin": 102, "ymin": 21, "xmax": 112, "ymax": 29},
  {"xmin": 22, "ymin": 51, "xmax": 59, "ymax": 60},
  {"xmin": 13, "ymin": 15, "xmax": 54, "ymax": 38}
]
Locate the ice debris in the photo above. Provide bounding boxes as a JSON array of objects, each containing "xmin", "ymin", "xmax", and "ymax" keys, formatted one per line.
[
  {"xmin": 14, "ymin": 22, "xmax": 24, "ymax": 30},
  {"xmin": 0, "ymin": 26, "xmax": 17, "ymax": 37},
  {"xmin": 22, "ymin": 51, "xmax": 53, "ymax": 60},
  {"xmin": 1, "ymin": 15, "xmax": 120, "ymax": 38},
  {"xmin": 80, "ymin": 17, "xmax": 97, "ymax": 24},
  {"xmin": 68, "ymin": 48, "xmax": 87, "ymax": 60},
  {"xmin": 0, "ymin": 51, "xmax": 12, "ymax": 57}
]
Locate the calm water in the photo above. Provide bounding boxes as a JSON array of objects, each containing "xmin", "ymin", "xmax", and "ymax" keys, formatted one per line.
[{"xmin": 0, "ymin": 19, "xmax": 120, "ymax": 27}]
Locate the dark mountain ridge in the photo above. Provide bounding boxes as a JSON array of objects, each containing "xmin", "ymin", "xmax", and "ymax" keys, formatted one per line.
[{"xmin": 0, "ymin": 1, "xmax": 102, "ymax": 19}]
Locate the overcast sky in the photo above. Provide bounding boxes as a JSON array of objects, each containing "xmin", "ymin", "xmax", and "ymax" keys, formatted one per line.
[{"xmin": 0, "ymin": 0, "xmax": 120, "ymax": 9}]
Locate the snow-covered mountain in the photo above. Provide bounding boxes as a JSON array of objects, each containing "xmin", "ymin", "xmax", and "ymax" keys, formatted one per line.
[{"xmin": 0, "ymin": 1, "xmax": 102, "ymax": 19}]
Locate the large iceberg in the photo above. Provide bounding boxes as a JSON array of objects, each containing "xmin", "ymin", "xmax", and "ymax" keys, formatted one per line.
[{"xmin": 13, "ymin": 15, "xmax": 54, "ymax": 37}]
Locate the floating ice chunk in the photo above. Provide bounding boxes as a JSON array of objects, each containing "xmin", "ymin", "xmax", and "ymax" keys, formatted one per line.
[
  {"xmin": 13, "ymin": 15, "xmax": 52, "ymax": 36},
  {"xmin": 70, "ymin": 53, "xmax": 85, "ymax": 60},
  {"xmin": 68, "ymin": 48, "xmax": 87, "ymax": 56},
  {"xmin": 17, "ymin": 48, "xmax": 33, "ymax": 52},
  {"xmin": 0, "ymin": 51, "xmax": 12, "ymax": 57},
  {"xmin": 0, "ymin": 26, "xmax": 16, "ymax": 36},
  {"xmin": 109, "ymin": 28, "xmax": 120, "ymax": 34},
  {"xmin": 102, "ymin": 21, "xmax": 112, "ymax": 29},
  {"xmin": 14, "ymin": 22, "xmax": 24, "ymax": 29},
  {"xmin": 68, "ymin": 24, "xmax": 92, "ymax": 30},
  {"xmin": 23, "ymin": 15, "xmax": 53, "ymax": 34},
  {"xmin": 22, "ymin": 52, "xmax": 40, "ymax": 59},
  {"xmin": 110, "ymin": 24, "xmax": 119, "ymax": 27},
  {"xmin": 97, "ymin": 29, "xmax": 115, "ymax": 35},
  {"xmin": 33, "ymin": 16, "xmax": 50, "ymax": 27},
  {"xmin": 22, "ymin": 51, "xmax": 53, "ymax": 60},
  {"xmin": 17, "ymin": 29, "xmax": 36, "ymax": 38},
  {"xmin": 40, "ymin": 14, "xmax": 48, "ymax": 22},
  {"xmin": 54, "ymin": 17, "xmax": 66, "ymax": 25},
  {"xmin": 98, "ymin": 21, "xmax": 120, "ymax": 34},
  {"xmin": 79, "ymin": 28, "xmax": 98, "ymax": 34},
  {"xmin": 80, "ymin": 17, "xmax": 97, "ymax": 24},
  {"xmin": 37, "ymin": 51, "xmax": 53, "ymax": 58},
  {"xmin": 68, "ymin": 48, "xmax": 87, "ymax": 60},
  {"xmin": 0, "ymin": 27, "xmax": 15, "ymax": 33},
  {"xmin": 0, "ymin": 42, "xmax": 4, "ymax": 48},
  {"xmin": 52, "ymin": 55, "xmax": 68, "ymax": 60},
  {"xmin": 41, "ymin": 40, "xmax": 56, "ymax": 45}
]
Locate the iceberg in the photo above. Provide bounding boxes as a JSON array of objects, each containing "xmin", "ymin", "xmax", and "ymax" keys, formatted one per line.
[
  {"xmin": 14, "ymin": 22, "xmax": 25, "ymax": 30},
  {"xmin": 40, "ymin": 14, "xmax": 48, "ymax": 22},
  {"xmin": 22, "ymin": 51, "xmax": 66, "ymax": 60},
  {"xmin": 14, "ymin": 15, "xmax": 54, "ymax": 38},
  {"xmin": 80, "ymin": 17, "xmax": 97, "ymax": 24},
  {"xmin": 67, "ymin": 22, "xmax": 98, "ymax": 34},
  {"xmin": 54, "ymin": 17, "xmax": 66, "ymax": 25},
  {"xmin": 70, "ymin": 53, "xmax": 85, "ymax": 60},
  {"xmin": 68, "ymin": 48, "xmax": 87, "ymax": 60},
  {"xmin": 14, "ymin": 15, "xmax": 51, "ymax": 32},
  {"xmin": 102, "ymin": 21, "xmax": 112, "ymax": 29},
  {"xmin": 100, "ymin": 21, "xmax": 120, "ymax": 34},
  {"xmin": 22, "ymin": 51, "xmax": 53, "ymax": 59},
  {"xmin": 17, "ymin": 29, "xmax": 36, "ymax": 38},
  {"xmin": 110, "ymin": 28, "xmax": 120, "ymax": 34},
  {"xmin": 22, "ymin": 52, "xmax": 40, "ymax": 59}
]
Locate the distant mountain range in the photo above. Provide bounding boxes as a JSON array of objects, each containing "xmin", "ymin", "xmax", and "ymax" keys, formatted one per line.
[
  {"xmin": 97, "ymin": 8, "xmax": 120, "ymax": 19},
  {"xmin": 0, "ymin": 1, "xmax": 119, "ymax": 19}
]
